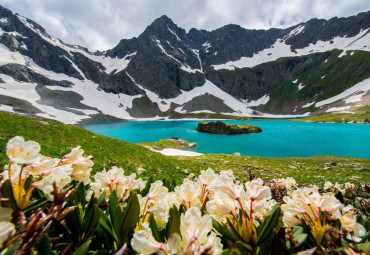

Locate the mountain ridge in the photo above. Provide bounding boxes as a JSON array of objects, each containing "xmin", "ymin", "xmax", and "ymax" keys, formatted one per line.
[{"xmin": 0, "ymin": 5, "xmax": 369, "ymax": 124}]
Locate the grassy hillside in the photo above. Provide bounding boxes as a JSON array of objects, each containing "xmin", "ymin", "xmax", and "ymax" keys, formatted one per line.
[
  {"xmin": 0, "ymin": 111, "xmax": 369, "ymax": 185},
  {"xmin": 296, "ymin": 106, "xmax": 370, "ymax": 123}
]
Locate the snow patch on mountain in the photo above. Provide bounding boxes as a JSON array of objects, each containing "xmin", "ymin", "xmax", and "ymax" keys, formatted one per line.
[
  {"xmin": 127, "ymin": 73, "xmax": 254, "ymax": 115},
  {"xmin": 326, "ymin": 106, "xmax": 353, "ymax": 112},
  {"xmin": 243, "ymin": 94, "xmax": 270, "ymax": 107},
  {"xmin": 0, "ymin": 104, "xmax": 16, "ymax": 113},
  {"xmin": 170, "ymin": 80, "xmax": 254, "ymax": 115},
  {"xmin": 212, "ymin": 29, "xmax": 370, "ymax": 70},
  {"xmin": 284, "ymin": 25, "xmax": 305, "ymax": 40},
  {"xmin": 298, "ymin": 83, "xmax": 305, "ymax": 90},
  {"xmin": 23, "ymin": 60, "xmax": 141, "ymax": 121},
  {"xmin": 0, "ymin": 73, "xmax": 92, "ymax": 124},
  {"xmin": 0, "ymin": 44, "xmax": 25, "ymax": 65},
  {"xmin": 315, "ymin": 77, "xmax": 370, "ymax": 107},
  {"xmin": 302, "ymin": 102, "xmax": 315, "ymax": 108}
]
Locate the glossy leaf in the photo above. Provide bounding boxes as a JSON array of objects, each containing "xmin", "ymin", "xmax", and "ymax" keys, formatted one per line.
[
  {"xmin": 212, "ymin": 218, "xmax": 239, "ymax": 243},
  {"xmin": 71, "ymin": 240, "xmax": 91, "ymax": 255},
  {"xmin": 256, "ymin": 204, "xmax": 281, "ymax": 245},
  {"xmin": 149, "ymin": 213, "xmax": 162, "ymax": 242},
  {"xmin": 119, "ymin": 192, "xmax": 140, "ymax": 244},
  {"xmin": 166, "ymin": 205, "xmax": 181, "ymax": 238}
]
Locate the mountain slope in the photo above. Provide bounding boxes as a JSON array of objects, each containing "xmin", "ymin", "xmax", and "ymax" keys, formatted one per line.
[{"xmin": 0, "ymin": 5, "xmax": 369, "ymax": 124}]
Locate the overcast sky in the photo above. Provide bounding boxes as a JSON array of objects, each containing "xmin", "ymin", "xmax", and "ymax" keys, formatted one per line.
[{"xmin": 1, "ymin": 0, "xmax": 370, "ymax": 51}]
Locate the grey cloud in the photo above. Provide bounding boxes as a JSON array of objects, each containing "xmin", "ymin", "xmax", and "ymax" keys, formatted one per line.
[{"xmin": 1, "ymin": 0, "xmax": 369, "ymax": 51}]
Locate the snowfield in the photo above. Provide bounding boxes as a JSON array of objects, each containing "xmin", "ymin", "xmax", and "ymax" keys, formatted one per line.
[{"xmin": 212, "ymin": 29, "xmax": 370, "ymax": 70}]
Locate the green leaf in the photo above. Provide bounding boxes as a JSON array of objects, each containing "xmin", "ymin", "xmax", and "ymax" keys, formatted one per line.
[
  {"xmin": 212, "ymin": 218, "xmax": 238, "ymax": 242},
  {"xmin": 220, "ymin": 250, "xmax": 229, "ymax": 255},
  {"xmin": 226, "ymin": 217, "xmax": 243, "ymax": 241},
  {"xmin": 83, "ymin": 204, "xmax": 100, "ymax": 242},
  {"xmin": 23, "ymin": 176, "xmax": 34, "ymax": 191},
  {"xmin": 0, "ymin": 180, "xmax": 17, "ymax": 210},
  {"xmin": 166, "ymin": 205, "xmax": 181, "ymax": 238},
  {"xmin": 71, "ymin": 240, "xmax": 91, "ymax": 255},
  {"xmin": 357, "ymin": 242, "xmax": 370, "ymax": 254},
  {"xmin": 108, "ymin": 190, "xmax": 123, "ymax": 236},
  {"xmin": 82, "ymin": 195, "xmax": 97, "ymax": 233},
  {"xmin": 24, "ymin": 197, "xmax": 49, "ymax": 213},
  {"xmin": 75, "ymin": 182, "xmax": 87, "ymax": 207},
  {"xmin": 228, "ymin": 248, "xmax": 243, "ymax": 255},
  {"xmin": 149, "ymin": 213, "xmax": 162, "ymax": 242},
  {"xmin": 98, "ymin": 216, "xmax": 117, "ymax": 241},
  {"xmin": 256, "ymin": 204, "xmax": 281, "ymax": 245},
  {"xmin": 140, "ymin": 176, "xmax": 153, "ymax": 196},
  {"xmin": 36, "ymin": 234, "xmax": 52, "ymax": 255},
  {"xmin": 119, "ymin": 192, "xmax": 140, "ymax": 244},
  {"xmin": 96, "ymin": 190, "xmax": 106, "ymax": 206},
  {"xmin": 235, "ymin": 241, "xmax": 253, "ymax": 252},
  {"xmin": 3, "ymin": 240, "xmax": 22, "ymax": 255},
  {"xmin": 65, "ymin": 203, "xmax": 83, "ymax": 241}
]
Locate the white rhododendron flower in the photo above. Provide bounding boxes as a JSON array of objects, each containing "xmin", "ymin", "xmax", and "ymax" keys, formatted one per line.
[
  {"xmin": 197, "ymin": 168, "xmax": 219, "ymax": 193},
  {"xmin": 181, "ymin": 207, "xmax": 212, "ymax": 245},
  {"xmin": 1, "ymin": 163, "xmax": 24, "ymax": 183},
  {"xmin": 345, "ymin": 182, "xmax": 355, "ymax": 190},
  {"xmin": 30, "ymin": 157, "xmax": 60, "ymax": 176},
  {"xmin": 214, "ymin": 176, "xmax": 245, "ymax": 201},
  {"xmin": 6, "ymin": 136, "xmax": 42, "ymax": 165},
  {"xmin": 138, "ymin": 180, "xmax": 173, "ymax": 228},
  {"xmin": 0, "ymin": 207, "xmax": 15, "ymax": 249},
  {"xmin": 33, "ymin": 164, "xmax": 73, "ymax": 200},
  {"xmin": 174, "ymin": 179, "xmax": 201, "ymax": 209},
  {"xmin": 245, "ymin": 178, "xmax": 271, "ymax": 201},
  {"xmin": 131, "ymin": 222, "xmax": 166, "ymax": 255},
  {"xmin": 281, "ymin": 187, "xmax": 343, "ymax": 227},
  {"xmin": 90, "ymin": 166, "xmax": 126, "ymax": 198},
  {"xmin": 61, "ymin": 146, "xmax": 93, "ymax": 184},
  {"xmin": 206, "ymin": 196, "xmax": 238, "ymax": 222},
  {"xmin": 324, "ymin": 181, "xmax": 334, "ymax": 190},
  {"xmin": 0, "ymin": 221, "xmax": 15, "ymax": 248},
  {"xmin": 340, "ymin": 213, "xmax": 366, "ymax": 242},
  {"xmin": 132, "ymin": 207, "xmax": 222, "ymax": 255},
  {"xmin": 90, "ymin": 166, "xmax": 146, "ymax": 200}
]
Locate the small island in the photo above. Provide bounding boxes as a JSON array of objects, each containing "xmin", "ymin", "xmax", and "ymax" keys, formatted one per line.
[{"xmin": 196, "ymin": 121, "xmax": 262, "ymax": 135}]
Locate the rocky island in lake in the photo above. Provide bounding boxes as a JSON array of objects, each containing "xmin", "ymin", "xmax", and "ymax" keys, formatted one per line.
[{"xmin": 196, "ymin": 121, "xmax": 262, "ymax": 135}]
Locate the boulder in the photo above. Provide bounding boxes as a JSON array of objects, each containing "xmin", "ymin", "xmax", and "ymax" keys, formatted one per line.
[{"xmin": 196, "ymin": 121, "xmax": 262, "ymax": 135}]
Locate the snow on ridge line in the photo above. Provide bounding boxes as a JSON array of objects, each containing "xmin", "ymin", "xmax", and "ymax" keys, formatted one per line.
[
  {"xmin": 155, "ymin": 39, "xmax": 202, "ymax": 73},
  {"xmin": 17, "ymin": 15, "xmax": 135, "ymax": 75},
  {"xmin": 167, "ymin": 27, "xmax": 181, "ymax": 41},
  {"xmin": 315, "ymin": 78, "xmax": 370, "ymax": 107},
  {"xmin": 212, "ymin": 28, "xmax": 370, "ymax": 70}
]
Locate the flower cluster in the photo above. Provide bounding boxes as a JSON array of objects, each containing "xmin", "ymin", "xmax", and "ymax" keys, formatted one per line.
[
  {"xmin": 1, "ymin": 136, "xmax": 93, "ymax": 202},
  {"xmin": 0, "ymin": 137, "xmax": 368, "ymax": 254}
]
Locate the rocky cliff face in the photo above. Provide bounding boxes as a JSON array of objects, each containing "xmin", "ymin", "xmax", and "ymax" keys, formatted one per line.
[{"xmin": 0, "ymin": 5, "xmax": 369, "ymax": 124}]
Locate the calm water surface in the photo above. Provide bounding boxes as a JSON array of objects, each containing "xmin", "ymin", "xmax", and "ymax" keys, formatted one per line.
[{"xmin": 84, "ymin": 120, "xmax": 370, "ymax": 158}]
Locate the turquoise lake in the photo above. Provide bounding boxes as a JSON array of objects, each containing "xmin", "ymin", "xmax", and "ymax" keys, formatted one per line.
[{"xmin": 84, "ymin": 120, "xmax": 370, "ymax": 159}]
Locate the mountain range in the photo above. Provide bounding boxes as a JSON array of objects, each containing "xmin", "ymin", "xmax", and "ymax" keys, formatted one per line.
[{"xmin": 0, "ymin": 5, "xmax": 369, "ymax": 124}]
